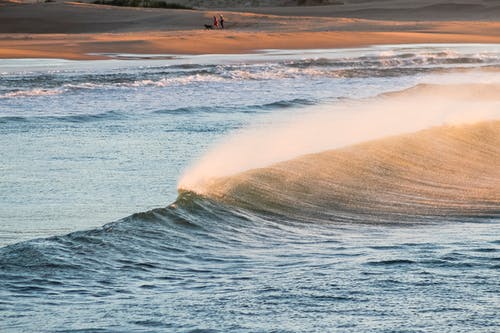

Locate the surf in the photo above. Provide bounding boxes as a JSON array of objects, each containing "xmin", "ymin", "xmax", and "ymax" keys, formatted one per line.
[
  {"xmin": 179, "ymin": 82, "xmax": 500, "ymax": 223},
  {"xmin": 189, "ymin": 120, "xmax": 500, "ymax": 222}
]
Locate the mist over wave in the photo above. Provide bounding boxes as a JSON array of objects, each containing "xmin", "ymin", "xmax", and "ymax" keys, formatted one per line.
[
  {"xmin": 179, "ymin": 82, "xmax": 500, "ymax": 194},
  {"xmin": 190, "ymin": 120, "xmax": 499, "ymax": 223}
]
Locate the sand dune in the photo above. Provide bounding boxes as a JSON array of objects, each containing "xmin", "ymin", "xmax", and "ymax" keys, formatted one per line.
[{"xmin": 228, "ymin": 0, "xmax": 500, "ymax": 21}]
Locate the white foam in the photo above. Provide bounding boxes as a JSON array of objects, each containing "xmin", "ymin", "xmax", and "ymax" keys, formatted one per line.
[
  {"xmin": 128, "ymin": 75, "xmax": 224, "ymax": 87},
  {"xmin": 0, "ymin": 88, "xmax": 62, "ymax": 98}
]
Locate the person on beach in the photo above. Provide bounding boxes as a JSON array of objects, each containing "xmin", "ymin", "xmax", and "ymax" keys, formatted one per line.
[
  {"xmin": 219, "ymin": 15, "xmax": 224, "ymax": 29},
  {"xmin": 213, "ymin": 16, "xmax": 218, "ymax": 29}
]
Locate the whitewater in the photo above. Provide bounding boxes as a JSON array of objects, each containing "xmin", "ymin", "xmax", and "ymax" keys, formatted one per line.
[{"xmin": 1, "ymin": 44, "xmax": 499, "ymax": 332}]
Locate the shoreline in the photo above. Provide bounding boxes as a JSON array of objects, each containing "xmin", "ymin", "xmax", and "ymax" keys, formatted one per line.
[
  {"xmin": 1, "ymin": 2, "xmax": 499, "ymax": 60},
  {"xmin": 2, "ymin": 30, "xmax": 500, "ymax": 60}
]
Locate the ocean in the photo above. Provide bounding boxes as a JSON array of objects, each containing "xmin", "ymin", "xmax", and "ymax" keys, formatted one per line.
[{"xmin": 1, "ymin": 44, "xmax": 499, "ymax": 332}]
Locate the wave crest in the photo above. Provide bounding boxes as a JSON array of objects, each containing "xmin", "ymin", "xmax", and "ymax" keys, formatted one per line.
[{"xmin": 194, "ymin": 121, "xmax": 500, "ymax": 222}]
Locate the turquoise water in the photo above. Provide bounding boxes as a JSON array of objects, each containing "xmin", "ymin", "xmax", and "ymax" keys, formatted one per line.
[{"xmin": 0, "ymin": 45, "xmax": 499, "ymax": 332}]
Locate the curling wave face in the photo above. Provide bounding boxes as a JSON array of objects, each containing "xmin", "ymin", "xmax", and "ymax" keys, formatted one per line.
[
  {"xmin": 192, "ymin": 120, "xmax": 500, "ymax": 223},
  {"xmin": 179, "ymin": 82, "xmax": 500, "ymax": 223}
]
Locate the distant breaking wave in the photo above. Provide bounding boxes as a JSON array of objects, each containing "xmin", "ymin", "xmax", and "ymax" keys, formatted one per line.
[
  {"xmin": 0, "ymin": 88, "xmax": 62, "ymax": 98},
  {"xmin": 2, "ymin": 49, "xmax": 500, "ymax": 101},
  {"xmin": 284, "ymin": 50, "xmax": 500, "ymax": 69}
]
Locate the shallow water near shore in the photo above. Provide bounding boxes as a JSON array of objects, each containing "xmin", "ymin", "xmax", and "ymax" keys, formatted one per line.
[{"xmin": 1, "ymin": 44, "xmax": 499, "ymax": 332}]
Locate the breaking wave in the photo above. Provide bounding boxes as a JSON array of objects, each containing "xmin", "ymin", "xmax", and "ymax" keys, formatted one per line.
[
  {"xmin": 179, "ymin": 83, "xmax": 500, "ymax": 223},
  {"xmin": 0, "ymin": 88, "xmax": 63, "ymax": 98},
  {"xmin": 3, "ymin": 48, "xmax": 500, "ymax": 101},
  {"xmin": 189, "ymin": 120, "xmax": 499, "ymax": 223},
  {"xmin": 284, "ymin": 50, "xmax": 500, "ymax": 69}
]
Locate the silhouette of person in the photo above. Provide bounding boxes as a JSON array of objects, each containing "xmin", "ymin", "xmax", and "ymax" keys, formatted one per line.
[
  {"xmin": 219, "ymin": 15, "xmax": 224, "ymax": 29},
  {"xmin": 213, "ymin": 16, "xmax": 219, "ymax": 29}
]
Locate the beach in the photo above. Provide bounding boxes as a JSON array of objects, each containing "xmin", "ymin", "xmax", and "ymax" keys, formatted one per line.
[
  {"xmin": 1, "ymin": 1, "xmax": 500, "ymax": 332},
  {"xmin": 1, "ymin": 0, "xmax": 500, "ymax": 59}
]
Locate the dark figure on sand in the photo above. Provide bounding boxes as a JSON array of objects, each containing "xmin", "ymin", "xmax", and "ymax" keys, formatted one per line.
[{"xmin": 204, "ymin": 15, "xmax": 224, "ymax": 30}]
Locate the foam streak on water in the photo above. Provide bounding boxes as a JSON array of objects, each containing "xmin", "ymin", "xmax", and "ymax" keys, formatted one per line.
[{"xmin": 1, "ymin": 44, "xmax": 499, "ymax": 332}]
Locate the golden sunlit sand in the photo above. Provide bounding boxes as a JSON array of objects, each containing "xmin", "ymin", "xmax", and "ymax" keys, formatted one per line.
[{"xmin": 0, "ymin": 0, "xmax": 499, "ymax": 59}]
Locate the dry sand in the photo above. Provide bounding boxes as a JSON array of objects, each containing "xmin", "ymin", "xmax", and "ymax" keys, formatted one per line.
[{"xmin": 0, "ymin": 0, "xmax": 499, "ymax": 59}]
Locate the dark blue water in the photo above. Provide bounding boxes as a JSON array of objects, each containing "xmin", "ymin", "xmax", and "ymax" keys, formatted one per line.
[
  {"xmin": 1, "ymin": 45, "xmax": 499, "ymax": 332},
  {"xmin": 1, "ymin": 199, "xmax": 499, "ymax": 332}
]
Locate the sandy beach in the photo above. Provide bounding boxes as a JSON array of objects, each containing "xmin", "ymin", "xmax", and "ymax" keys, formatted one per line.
[{"xmin": 0, "ymin": 1, "xmax": 499, "ymax": 59}]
